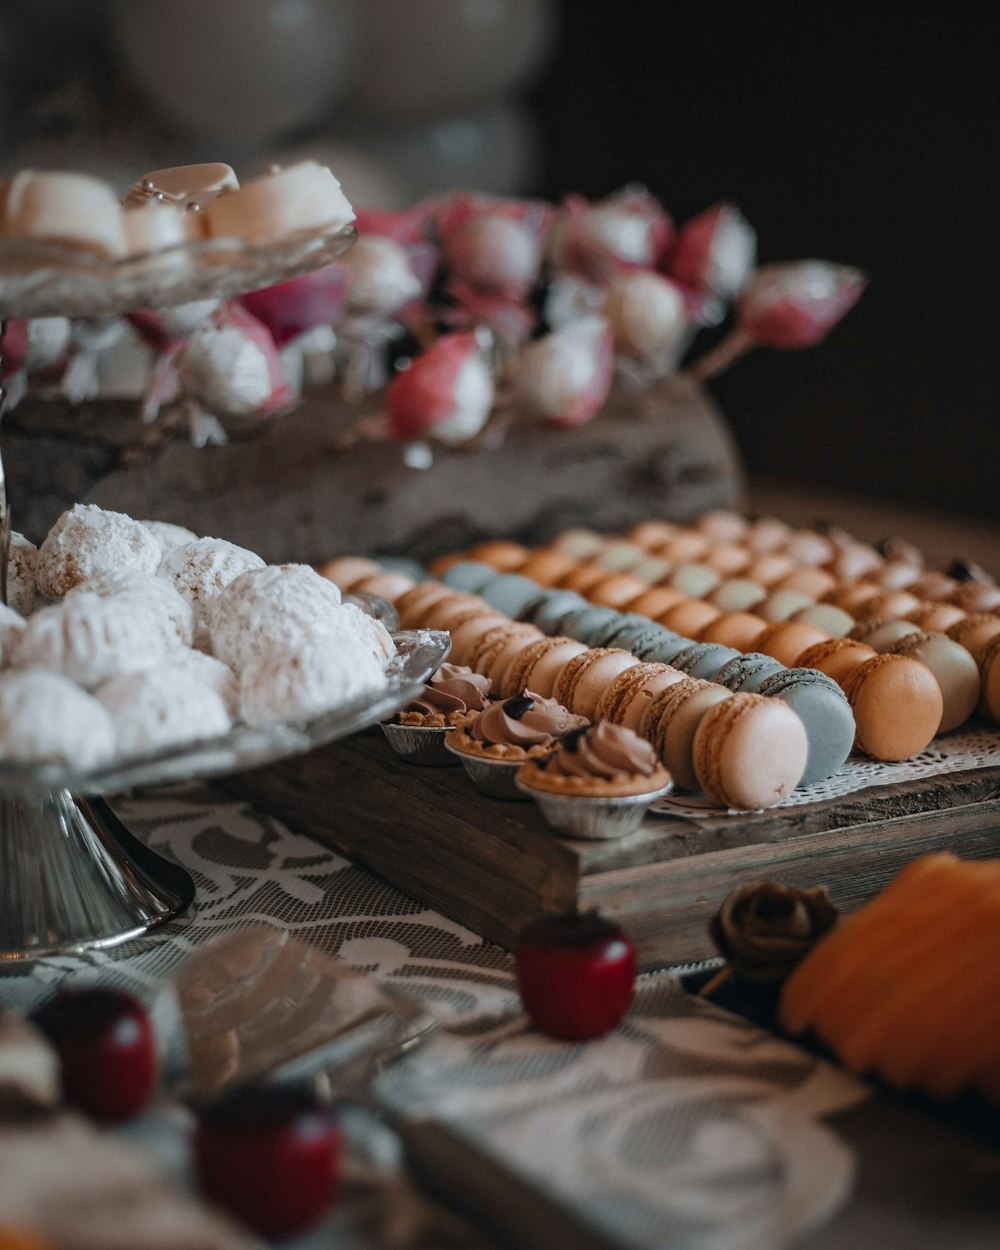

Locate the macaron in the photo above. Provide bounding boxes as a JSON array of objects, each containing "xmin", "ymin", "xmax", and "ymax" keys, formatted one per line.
[
  {"xmin": 660, "ymin": 599, "xmax": 722, "ymax": 638},
  {"xmin": 828, "ymin": 542, "xmax": 883, "ymax": 582},
  {"xmin": 479, "ymin": 573, "xmax": 544, "ymax": 620},
  {"xmin": 694, "ymin": 509, "xmax": 749, "ymax": 542},
  {"xmin": 823, "ymin": 582, "xmax": 882, "ymax": 616},
  {"xmin": 594, "ymin": 662, "xmax": 686, "ymax": 732},
  {"xmin": 783, "ymin": 530, "xmax": 836, "ymax": 567},
  {"xmin": 978, "ymin": 635, "xmax": 1000, "ymax": 723},
  {"xmin": 466, "ymin": 622, "xmax": 542, "ymax": 677},
  {"xmin": 693, "ymin": 692, "xmax": 809, "ymax": 809},
  {"xmin": 624, "ymin": 586, "xmax": 688, "ymax": 619},
  {"xmin": 500, "ymin": 636, "xmax": 588, "ymax": 699},
  {"xmin": 395, "ymin": 582, "xmax": 457, "ymax": 629},
  {"xmin": 553, "ymin": 648, "xmax": 640, "ymax": 720},
  {"xmin": 789, "ymin": 603, "xmax": 855, "ymax": 637},
  {"xmin": 558, "ymin": 605, "xmax": 625, "ymax": 646},
  {"xmin": 668, "ymin": 562, "xmax": 722, "ymax": 598},
  {"xmin": 669, "ymin": 642, "xmax": 742, "ymax": 681},
  {"xmin": 593, "ymin": 540, "xmax": 647, "ymax": 572},
  {"xmin": 755, "ymin": 667, "xmax": 856, "ymax": 786},
  {"xmin": 796, "ymin": 638, "xmax": 877, "ymax": 688},
  {"xmin": 657, "ymin": 532, "xmax": 710, "ymax": 563},
  {"xmin": 708, "ymin": 578, "xmax": 767, "ymax": 613},
  {"xmin": 744, "ymin": 516, "xmax": 791, "ymax": 553},
  {"xmin": 637, "ymin": 630, "xmax": 697, "ymax": 665},
  {"xmin": 466, "ymin": 540, "xmax": 530, "ymax": 571},
  {"xmin": 479, "ymin": 627, "xmax": 547, "ymax": 692},
  {"xmin": 947, "ymin": 613, "xmax": 1000, "ymax": 665},
  {"xmin": 698, "ymin": 612, "xmax": 770, "ymax": 652},
  {"xmin": 908, "ymin": 571, "xmax": 960, "ymax": 602},
  {"xmin": 860, "ymin": 589, "xmax": 923, "ymax": 621},
  {"xmin": 441, "ymin": 560, "xmax": 502, "ymax": 594},
  {"xmin": 630, "ymin": 555, "xmax": 673, "ymax": 584},
  {"xmin": 841, "ymin": 653, "xmax": 944, "ymax": 760},
  {"xmin": 426, "ymin": 551, "xmax": 469, "ymax": 578},
  {"xmin": 953, "ymin": 582, "xmax": 1000, "ymax": 614},
  {"xmin": 849, "ymin": 616, "xmax": 922, "ymax": 652},
  {"xmin": 447, "ymin": 611, "xmax": 513, "ymax": 664},
  {"xmin": 886, "ymin": 631, "xmax": 981, "ymax": 733},
  {"xmin": 374, "ymin": 554, "xmax": 427, "ymax": 582},
  {"xmin": 556, "ymin": 564, "xmax": 610, "ymax": 595},
  {"xmin": 588, "ymin": 572, "xmax": 650, "ymax": 609},
  {"xmin": 907, "ymin": 603, "xmax": 968, "ymax": 633},
  {"xmin": 712, "ymin": 652, "xmax": 786, "ymax": 693},
  {"xmin": 588, "ymin": 613, "xmax": 650, "ymax": 649},
  {"xmin": 603, "ymin": 619, "xmax": 679, "ymax": 657},
  {"xmin": 744, "ymin": 552, "xmax": 796, "ymax": 587},
  {"xmin": 776, "ymin": 566, "xmax": 838, "ymax": 600},
  {"xmin": 701, "ymin": 542, "xmax": 751, "ymax": 577},
  {"xmin": 420, "ymin": 593, "xmax": 492, "ymax": 631},
  {"xmin": 756, "ymin": 588, "xmax": 815, "ymax": 622},
  {"xmin": 317, "ymin": 555, "xmax": 384, "ymax": 590},
  {"xmin": 550, "ymin": 527, "xmax": 605, "ymax": 559},
  {"xmin": 350, "ymin": 570, "xmax": 417, "ymax": 602},
  {"xmin": 643, "ymin": 678, "xmax": 733, "ymax": 791},
  {"xmin": 594, "ymin": 661, "xmax": 680, "ymax": 724},
  {"xmin": 519, "ymin": 589, "xmax": 590, "ymax": 633},
  {"xmin": 628, "ymin": 519, "xmax": 680, "ymax": 548},
  {"xmin": 752, "ymin": 620, "xmax": 831, "ymax": 668},
  {"xmin": 516, "ymin": 549, "xmax": 579, "ymax": 587}
]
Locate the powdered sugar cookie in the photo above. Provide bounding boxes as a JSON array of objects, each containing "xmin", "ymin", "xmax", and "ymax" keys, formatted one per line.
[
  {"xmin": 66, "ymin": 571, "xmax": 194, "ymax": 648},
  {"xmin": 160, "ymin": 648, "xmax": 239, "ymax": 719},
  {"xmin": 157, "ymin": 537, "xmax": 265, "ymax": 645},
  {"xmin": 0, "ymin": 669, "xmax": 116, "ymax": 769},
  {"xmin": 239, "ymin": 636, "xmax": 388, "ymax": 728},
  {"xmin": 36, "ymin": 504, "xmax": 162, "ymax": 598},
  {"xmin": 96, "ymin": 666, "xmax": 231, "ymax": 760},
  {"xmin": 0, "ymin": 604, "xmax": 26, "ymax": 665},
  {"xmin": 140, "ymin": 519, "xmax": 200, "ymax": 553},
  {"xmin": 6, "ymin": 533, "xmax": 37, "ymax": 616}
]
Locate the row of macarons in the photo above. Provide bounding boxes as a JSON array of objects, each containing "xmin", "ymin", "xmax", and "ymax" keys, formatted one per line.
[
  {"xmin": 319, "ymin": 546, "xmax": 998, "ymax": 770},
  {"xmin": 320, "ymin": 556, "xmax": 863, "ymax": 804},
  {"xmin": 425, "ymin": 539, "xmax": 998, "ymax": 738}
]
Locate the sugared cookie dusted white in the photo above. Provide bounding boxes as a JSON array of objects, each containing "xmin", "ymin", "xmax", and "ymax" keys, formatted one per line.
[
  {"xmin": 0, "ymin": 604, "xmax": 26, "ymax": 664},
  {"xmin": 66, "ymin": 571, "xmax": 194, "ymax": 649},
  {"xmin": 204, "ymin": 563, "xmax": 342, "ymax": 670},
  {"xmin": 0, "ymin": 669, "xmax": 116, "ymax": 769},
  {"xmin": 157, "ymin": 537, "xmax": 265, "ymax": 643},
  {"xmin": 96, "ymin": 667, "xmax": 231, "ymax": 759},
  {"xmin": 6, "ymin": 532, "xmax": 37, "ymax": 616},
  {"xmin": 161, "ymin": 649, "xmax": 239, "ymax": 719},
  {"xmin": 12, "ymin": 592, "xmax": 170, "ymax": 687},
  {"xmin": 239, "ymin": 635, "xmax": 387, "ymax": 728},
  {"xmin": 140, "ymin": 519, "xmax": 200, "ymax": 553},
  {"xmin": 36, "ymin": 504, "xmax": 162, "ymax": 598}
]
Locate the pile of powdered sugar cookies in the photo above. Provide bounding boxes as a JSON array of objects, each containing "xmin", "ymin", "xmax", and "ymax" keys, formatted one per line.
[{"xmin": 0, "ymin": 504, "xmax": 395, "ymax": 772}]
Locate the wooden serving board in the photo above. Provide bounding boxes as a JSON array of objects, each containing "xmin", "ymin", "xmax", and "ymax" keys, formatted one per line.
[{"xmin": 223, "ymin": 731, "xmax": 1000, "ymax": 969}]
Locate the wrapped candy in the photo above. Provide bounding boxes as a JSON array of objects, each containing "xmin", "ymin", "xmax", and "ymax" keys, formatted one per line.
[
  {"xmin": 433, "ymin": 193, "xmax": 551, "ymax": 346},
  {"xmin": 241, "ymin": 265, "xmax": 349, "ymax": 394},
  {"xmin": 547, "ymin": 185, "xmax": 674, "ymax": 284},
  {"xmin": 385, "ymin": 329, "xmax": 495, "ymax": 459},
  {"xmin": 0, "ymin": 316, "xmax": 73, "ymax": 409},
  {"xmin": 174, "ymin": 302, "xmax": 293, "ymax": 445},
  {"xmin": 516, "ymin": 315, "xmax": 614, "ymax": 428},
  {"xmin": 668, "ymin": 201, "xmax": 757, "ymax": 322},
  {"xmin": 689, "ymin": 259, "xmax": 868, "ymax": 381},
  {"xmin": 128, "ymin": 299, "xmax": 221, "ymax": 421},
  {"xmin": 602, "ymin": 270, "xmax": 689, "ymax": 377}
]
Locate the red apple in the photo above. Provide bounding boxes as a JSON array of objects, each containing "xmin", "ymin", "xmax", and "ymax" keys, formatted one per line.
[
  {"xmin": 514, "ymin": 910, "xmax": 637, "ymax": 1040},
  {"xmin": 30, "ymin": 986, "xmax": 157, "ymax": 1124},
  {"xmin": 192, "ymin": 1083, "xmax": 341, "ymax": 1241}
]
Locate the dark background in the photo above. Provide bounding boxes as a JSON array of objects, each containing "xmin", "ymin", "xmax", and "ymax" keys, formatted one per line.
[{"xmin": 529, "ymin": 4, "xmax": 1000, "ymax": 529}]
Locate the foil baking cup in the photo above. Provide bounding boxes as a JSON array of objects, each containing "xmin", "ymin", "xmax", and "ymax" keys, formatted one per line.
[
  {"xmin": 444, "ymin": 739, "xmax": 530, "ymax": 800},
  {"xmin": 515, "ymin": 778, "xmax": 674, "ymax": 839},
  {"xmin": 380, "ymin": 721, "xmax": 457, "ymax": 766}
]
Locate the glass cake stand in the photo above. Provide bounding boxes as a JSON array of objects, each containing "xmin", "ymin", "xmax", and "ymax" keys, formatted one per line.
[
  {"xmin": 0, "ymin": 629, "xmax": 450, "ymax": 962},
  {"xmin": 0, "ymin": 221, "xmax": 419, "ymax": 963}
]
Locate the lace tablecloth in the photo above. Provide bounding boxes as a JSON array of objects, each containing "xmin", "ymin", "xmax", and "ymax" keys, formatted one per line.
[{"xmin": 2, "ymin": 784, "xmax": 999, "ymax": 1250}]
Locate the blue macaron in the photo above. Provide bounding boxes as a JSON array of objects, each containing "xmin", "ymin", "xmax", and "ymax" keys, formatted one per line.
[
  {"xmin": 605, "ymin": 620, "xmax": 679, "ymax": 658},
  {"xmin": 670, "ymin": 642, "xmax": 743, "ymax": 681},
  {"xmin": 558, "ymin": 605, "xmax": 625, "ymax": 645},
  {"xmin": 442, "ymin": 561, "xmax": 502, "ymax": 594},
  {"xmin": 519, "ymin": 589, "xmax": 590, "ymax": 633},
  {"xmin": 588, "ymin": 613, "xmax": 651, "ymax": 649},
  {"xmin": 479, "ymin": 573, "xmax": 544, "ymax": 620},
  {"xmin": 756, "ymin": 666, "xmax": 856, "ymax": 786},
  {"xmin": 713, "ymin": 652, "xmax": 787, "ymax": 693}
]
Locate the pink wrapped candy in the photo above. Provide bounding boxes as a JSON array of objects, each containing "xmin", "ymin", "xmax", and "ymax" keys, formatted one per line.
[
  {"xmin": 548, "ymin": 186, "xmax": 674, "ymax": 283},
  {"xmin": 0, "ymin": 316, "xmax": 73, "ymax": 408},
  {"xmin": 603, "ymin": 270, "xmax": 689, "ymax": 374},
  {"xmin": 737, "ymin": 261, "xmax": 867, "ymax": 349},
  {"xmin": 385, "ymin": 330, "xmax": 494, "ymax": 446},
  {"xmin": 516, "ymin": 315, "xmax": 614, "ymax": 428},
  {"xmin": 669, "ymin": 201, "xmax": 757, "ymax": 316},
  {"xmin": 241, "ymin": 265, "xmax": 349, "ymax": 348}
]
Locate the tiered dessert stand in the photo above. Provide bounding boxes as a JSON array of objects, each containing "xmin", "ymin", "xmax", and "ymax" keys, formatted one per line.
[{"xmin": 0, "ymin": 224, "xmax": 450, "ymax": 961}]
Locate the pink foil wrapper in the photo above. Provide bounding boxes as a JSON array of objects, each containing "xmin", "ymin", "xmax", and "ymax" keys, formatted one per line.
[
  {"xmin": 516, "ymin": 315, "xmax": 614, "ymax": 428},
  {"xmin": 176, "ymin": 301, "xmax": 293, "ymax": 419},
  {"xmin": 385, "ymin": 330, "xmax": 494, "ymax": 444},
  {"xmin": 241, "ymin": 263, "xmax": 351, "ymax": 347},
  {"xmin": 668, "ymin": 201, "xmax": 757, "ymax": 309},
  {"xmin": 737, "ymin": 260, "xmax": 867, "ymax": 348},
  {"xmin": 548, "ymin": 186, "xmax": 675, "ymax": 284}
]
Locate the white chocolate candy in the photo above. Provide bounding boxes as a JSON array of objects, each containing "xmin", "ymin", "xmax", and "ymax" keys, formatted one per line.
[
  {"xmin": 0, "ymin": 169, "xmax": 126, "ymax": 258},
  {"xmin": 123, "ymin": 199, "xmax": 203, "ymax": 255},
  {"xmin": 203, "ymin": 161, "xmax": 355, "ymax": 244},
  {"xmin": 125, "ymin": 162, "xmax": 239, "ymax": 208}
]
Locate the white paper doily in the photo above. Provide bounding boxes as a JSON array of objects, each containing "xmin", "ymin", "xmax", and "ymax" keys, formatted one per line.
[{"xmin": 651, "ymin": 722, "xmax": 1000, "ymax": 820}]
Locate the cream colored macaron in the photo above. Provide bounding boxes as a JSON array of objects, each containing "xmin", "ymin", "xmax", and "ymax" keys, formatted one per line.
[{"xmin": 693, "ymin": 692, "xmax": 809, "ymax": 809}]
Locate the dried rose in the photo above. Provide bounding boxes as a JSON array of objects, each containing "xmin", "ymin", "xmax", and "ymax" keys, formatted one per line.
[
  {"xmin": 707, "ymin": 881, "xmax": 838, "ymax": 984},
  {"xmin": 736, "ymin": 260, "xmax": 867, "ymax": 349}
]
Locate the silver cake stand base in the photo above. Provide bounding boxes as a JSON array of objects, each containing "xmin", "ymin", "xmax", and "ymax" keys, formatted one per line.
[{"xmin": 0, "ymin": 792, "xmax": 194, "ymax": 961}]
